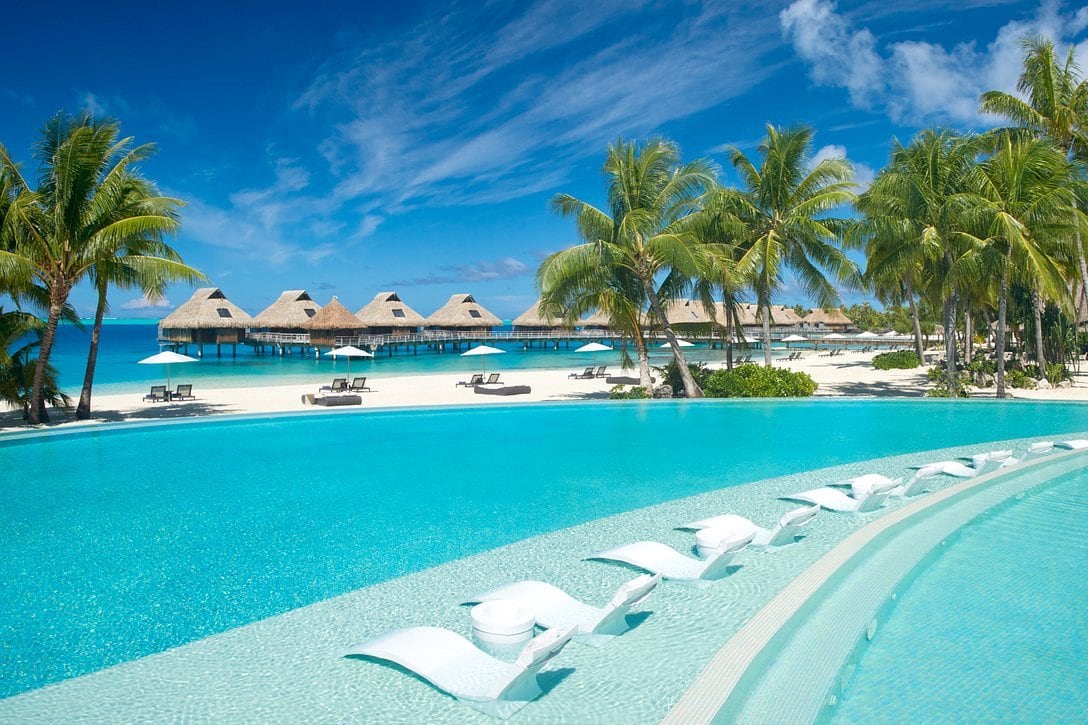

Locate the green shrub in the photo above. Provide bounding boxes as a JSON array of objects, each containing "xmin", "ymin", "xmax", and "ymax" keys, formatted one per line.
[
  {"xmin": 609, "ymin": 385, "xmax": 651, "ymax": 400},
  {"xmin": 1045, "ymin": 363, "xmax": 1070, "ymax": 385},
  {"xmin": 926, "ymin": 372, "xmax": 970, "ymax": 398},
  {"xmin": 702, "ymin": 364, "xmax": 817, "ymax": 398},
  {"xmin": 965, "ymin": 358, "xmax": 995, "ymax": 375},
  {"xmin": 1005, "ymin": 369, "xmax": 1035, "ymax": 389},
  {"xmin": 871, "ymin": 350, "xmax": 920, "ymax": 370},
  {"xmin": 656, "ymin": 361, "xmax": 712, "ymax": 396},
  {"xmin": 926, "ymin": 366, "xmax": 948, "ymax": 383}
]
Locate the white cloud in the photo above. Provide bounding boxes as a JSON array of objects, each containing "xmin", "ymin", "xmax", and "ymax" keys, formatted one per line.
[
  {"xmin": 384, "ymin": 257, "xmax": 531, "ymax": 286},
  {"xmin": 810, "ymin": 144, "xmax": 876, "ymax": 190},
  {"xmin": 120, "ymin": 293, "xmax": 171, "ymax": 310},
  {"xmin": 780, "ymin": 0, "xmax": 1088, "ymax": 127}
]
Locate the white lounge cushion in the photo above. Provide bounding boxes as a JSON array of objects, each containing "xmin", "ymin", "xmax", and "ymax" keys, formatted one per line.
[{"xmin": 587, "ymin": 532, "xmax": 754, "ymax": 581}]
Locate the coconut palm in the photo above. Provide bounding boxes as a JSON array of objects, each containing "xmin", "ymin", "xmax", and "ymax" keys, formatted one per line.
[
  {"xmin": 854, "ymin": 130, "xmax": 984, "ymax": 387},
  {"xmin": 0, "ymin": 113, "xmax": 195, "ymax": 423},
  {"xmin": 980, "ymin": 35, "xmax": 1088, "ymax": 323},
  {"xmin": 955, "ymin": 135, "xmax": 1074, "ymax": 397},
  {"xmin": 75, "ymin": 174, "xmax": 203, "ymax": 420},
  {"xmin": 542, "ymin": 138, "xmax": 715, "ymax": 397},
  {"xmin": 723, "ymin": 125, "xmax": 857, "ymax": 366},
  {"xmin": 0, "ymin": 307, "xmax": 71, "ymax": 419}
]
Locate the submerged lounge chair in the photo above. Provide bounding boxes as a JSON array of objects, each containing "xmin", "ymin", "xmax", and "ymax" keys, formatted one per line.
[
  {"xmin": 587, "ymin": 531, "xmax": 755, "ymax": 582},
  {"xmin": 678, "ymin": 505, "xmax": 820, "ymax": 548},
  {"xmin": 1056, "ymin": 439, "xmax": 1088, "ymax": 450},
  {"xmin": 783, "ymin": 476, "xmax": 900, "ymax": 513},
  {"xmin": 463, "ymin": 574, "xmax": 660, "ymax": 647},
  {"xmin": 910, "ymin": 450, "xmax": 1013, "ymax": 479},
  {"xmin": 343, "ymin": 625, "xmax": 576, "ymax": 719},
  {"xmin": 827, "ymin": 469, "xmax": 941, "ymax": 499},
  {"xmin": 457, "ymin": 374, "xmax": 484, "ymax": 387}
]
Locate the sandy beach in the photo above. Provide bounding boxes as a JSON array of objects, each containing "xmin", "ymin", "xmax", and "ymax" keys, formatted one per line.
[{"xmin": 3, "ymin": 349, "xmax": 1086, "ymax": 432}]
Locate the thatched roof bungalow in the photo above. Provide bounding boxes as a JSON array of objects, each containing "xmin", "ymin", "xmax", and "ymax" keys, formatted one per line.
[
  {"xmin": 424, "ymin": 294, "xmax": 502, "ymax": 331},
  {"xmin": 579, "ymin": 309, "xmax": 613, "ymax": 329},
  {"xmin": 512, "ymin": 300, "xmax": 569, "ymax": 332},
  {"xmin": 159, "ymin": 287, "xmax": 254, "ymax": 345},
  {"xmin": 662, "ymin": 299, "xmax": 717, "ymax": 336},
  {"xmin": 307, "ymin": 297, "xmax": 365, "ymax": 346},
  {"xmin": 355, "ymin": 292, "xmax": 425, "ymax": 335},
  {"xmin": 253, "ymin": 290, "xmax": 320, "ymax": 331},
  {"xmin": 733, "ymin": 303, "xmax": 805, "ymax": 327},
  {"xmin": 802, "ymin": 307, "xmax": 854, "ymax": 331}
]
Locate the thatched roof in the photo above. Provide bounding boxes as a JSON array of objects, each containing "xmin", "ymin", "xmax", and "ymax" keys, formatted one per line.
[
  {"xmin": 664, "ymin": 299, "xmax": 715, "ymax": 326},
  {"xmin": 733, "ymin": 303, "xmax": 805, "ymax": 326},
  {"xmin": 160, "ymin": 287, "xmax": 253, "ymax": 330},
  {"xmin": 307, "ymin": 297, "xmax": 364, "ymax": 330},
  {"xmin": 580, "ymin": 309, "xmax": 612, "ymax": 328},
  {"xmin": 804, "ymin": 308, "xmax": 853, "ymax": 326},
  {"xmin": 424, "ymin": 294, "xmax": 502, "ymax": 328},
  {"xmin": 355, "ymin": 292, "xmax": 425, "ymax": 328},
  {"xmin": 512, "ymin": 300, "xmax": 567, "ymax": 328},
  {"xmin": 254, "ymin": 290, "xmax": 321, "ymax": 328}
]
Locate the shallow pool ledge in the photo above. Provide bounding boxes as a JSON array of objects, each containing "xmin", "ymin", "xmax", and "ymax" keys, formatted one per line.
[{"xmin": 661, "ymin": 448, "xmax": 1088, "ymax": 725}]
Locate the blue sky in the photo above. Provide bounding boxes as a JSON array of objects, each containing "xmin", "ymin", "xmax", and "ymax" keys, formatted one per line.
[{"xmin": 3, "ymin": 0, "xmax": 1087, "ymax": 319}]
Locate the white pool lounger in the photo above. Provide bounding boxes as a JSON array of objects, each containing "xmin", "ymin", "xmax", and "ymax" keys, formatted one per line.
[
  {"xmin": 828, "ymin": 469, "xmax": 939, "ymax": 499},
  {"xmin": 783, "ymin": 477, "xmax": 900, "ymax": 513},
  {"xmin": 587, "ymin": 531, "xmax": 755, "ymax": 581},
  {"xmin": 343, "ymin": 625, "xmax": 575, "ymax": 719},
  {"xmin": 678, "ymin": 505, "xmax": 820, "ymax": 548},
  {"xmin": 463, "ymin": 573, "xmax": 661, "ymax": 647}
]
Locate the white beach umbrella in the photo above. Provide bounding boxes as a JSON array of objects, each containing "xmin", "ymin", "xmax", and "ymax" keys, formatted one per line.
[
  {"xmin": 659, "ymin": 339, "xmax": 695, "ymax": 348},
  {"xmin": 138, "ymin": 350, "xmax": 197, "ymax": 390},
  {"xmin": 856, "ymin": 331, "xmax": 879, "ymax": 338},
  {"xmin": 781, "ymin": 333, "xmax": 807, "ymax": 349},
  {"xmin": 461, "ymin": 344, "xmax": 506, "ymax": 374},
  {"xmin": 325, "ymin": 345, "xmax": 374, "ymax": 376},
  {"xmin": 824, "ymin": 332, "xmax": 846, "ymax": 340},
  {"xmin": 574, "ymin": 341, "xmax": 613, "ymax": 367},
  {"xmin": 881, "ymin": 330, "xmax": 900, "ymax": 337}
]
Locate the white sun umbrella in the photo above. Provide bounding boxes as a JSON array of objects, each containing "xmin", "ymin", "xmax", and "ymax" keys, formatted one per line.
[
  {"xmin": 659, "ymin": 339, "xmax": 695, "ymax": 348},
  {"xmin": 324, "ymin": 345, "xmax": 374, "ymax": 377},
  {"xmin": 824, "ymin": 333, "xmax": 846, "ymax": 340},
  {"xmin": 856, "ymin": 331, "xmax": 879, "ymax": 338},
  {"xmin": 882, "ymin": 330, "xmax": 901, "ymax": 337},
  {"xmin": 461, "ymin": 344, "xmax": 506, "ymax": 375},
  {"xmin": 575, "ymin": 341, "xmax": 613, "ymax": 367},
  {"xmin": 781, "ymin": 333, "xmax": 807, "ymax": 349},
  {"xmin": 138, "ymin": 350, "xmax": 197, "ymax": 390}
]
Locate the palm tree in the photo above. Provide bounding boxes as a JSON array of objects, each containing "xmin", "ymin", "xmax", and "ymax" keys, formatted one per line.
[
  {"xmin": 542, "ymin": 138, "xmax": 715, "ymax": 397},
  {"xmin": 853, "ymin": 130, "xmax": 983, "ymax": 387},
  {"xmin": 0, "ymin": 113, "xmax": 194, "ymax": 423},
  {"xmin": 75, "ymin": 173, "xmax": 203, "ymax": 420},
  {"xmin": 0, "ymin": 307, "xmax": 71, "ymax": 419},
  {"xmin": 955, "ymin": 135, "xmax": 1074, "ymax": 397},
  {"xmin": 980, "ymin": 35, "xmax": 1088, "ymax": 323},
  {"xmin": 723, "ymin": 125, "xmax": 857, "ymax": 366}
]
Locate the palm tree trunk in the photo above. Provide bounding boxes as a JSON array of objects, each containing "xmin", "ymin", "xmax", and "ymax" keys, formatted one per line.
[
  {"xmin": 29, "ymin": 288, "xmax": 67, "ymax": 425},
  {"xmin": 633, "ymin": 331, "xmax": 651, "ymax": 388},
  {"xmin": 76, "ymin": 280, "xmax": 108, "ymax": 420},
  {"xmin": 944, "ymin": 292, "xmax": 957, "ymax": 390},
  {"xmin": 1033, "ymin": 287, "xmax": 1046, "ymax": 373},
  {"xmin": 906, "ymin": 283, "xmax": 924, "ymax": 363},
  {"xmin": 643, "ymin": 280, "xmax": 703, "ymax": 397},
  {"xmin": 761, "ymin": 292, "xmax": 772, "ymax": 367},
  {"xmin": 725, "ymin": 302, "xmax": 734, "ymax": 370},
  {"xmin": 996, "ymin": 261, "xmax": 1010, "ymax": 398},
  {"xmin": 964, "ymin": 312, "xmax": 973, "ymax": 365}
]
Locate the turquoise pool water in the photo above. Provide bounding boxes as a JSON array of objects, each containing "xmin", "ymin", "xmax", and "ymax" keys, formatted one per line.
[
  {"xmin": 3, "ymin": 400, "xmax": 1087, "ymax": 702},
  {"xmin": 830, "ymin": 466, "xmax": 1088, "ymax": 722}
]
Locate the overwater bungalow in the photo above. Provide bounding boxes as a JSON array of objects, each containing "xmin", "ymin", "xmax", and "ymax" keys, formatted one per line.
[
  {"xmin": 512, "ymin": 300, "xmax": 569, "ymax": 333},
  {"xmin": 355, "ymin": 292, "xmax": 425, "ymax": 335},
  {"xmin": 802, "ymin": 308, "xmax": 854, "ymax": 331},
  {"xmin": 253, "ymin": 290, "xmax": 320, "ymax": 332},
  {"xmin": 579, "ymin": 309, "xmax": 613, "ymax": 330},
  {"xmin": 662, "ymin": 299, "xmax": 716, "ymax": 337},
  {"xmin": 307, "ymin": 297, "xmax": 365, "ymax": 347},
  {"xmin": 158, "ymin": 287, "xmax": 254, "ymax": 356},
  {"xmin": 424, "ymin": 294, "xmax": 502, "ymax": 332}
]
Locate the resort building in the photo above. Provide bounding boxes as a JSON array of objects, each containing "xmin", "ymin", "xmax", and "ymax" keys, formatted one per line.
[
  {"xmin": 424, "ymin": 294, "xmax": 502, "ymax": 332},
  {"xmin": 512, "ymin": 300, "xmax": 569, "ymax": 332},
  {"xmin": 579, "ymin": 309, "xmax": 613, "ymax": 330},
  {"xmin": 307, "ymin": 297, "xmax": 366, "ymax": 347},
  {"xmin": 253, "ymin": 290, "xmax": 320, "ymax": 333},
  {"xmin": 355, "ymin": 292, "xmax": 425, "ymax": 336},
  {"xmin": 662, "ymin": 299, "xmax": 717, "ymax": 336},
  {"xmin": 158, "ymin": 287, "xmax": 254, "ymax": 356},
  {"xmin": 802, "ymin": 308, "xmax": 854, "ymax": 331}
]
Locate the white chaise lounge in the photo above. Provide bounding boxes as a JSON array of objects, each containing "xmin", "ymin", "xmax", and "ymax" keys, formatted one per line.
[
  {"xmin": 828, "ymin": 469, "xmax": 939, "ymax": 499},
  {"xmin": 587, "ymin": 530, "xmax": 755, "ymax": 582},
  {"xmin": 463, "ymin": 573, "xmax": 661, "ymax": 647},
  {"xmin": 783, "ymin": 476, "xmax": 900, "ymax": 513},
  {"xmin": 677, "ymin": 505, "xmax": 820, "ymax": 548},
  {"xmin": 910, "ymin": 450, "xmax": 1014, "ymax": 479},
  {"xmin": 343, "ymin": 625, "xmax": 575, "ymax": 718}
]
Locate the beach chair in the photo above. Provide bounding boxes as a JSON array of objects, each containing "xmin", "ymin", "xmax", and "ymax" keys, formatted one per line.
[
  {"xmin": 343, "ymin": 625, "xmax": 576, "ymax": 718},
  {"xmin": 569, "ymin": 367, "xmax": 596, "ymax": 379},
  {"xmin": 463, "ymin": 573, "xmax": 660, "ymax": 647},
  {"xmin": 173, "ymin": 384, "xmax": 195, "ymax": 401},
  {"xmin": 485, "ymin": 373, "xmax": 501, "ymax": 385},
  {"xmin": 456, "ymin": 374, "xmax": 484, "ymax": 387},
  {"xmin": 320, "ymin": 378, "xmax": 347, "ymax": 392},
  {"xmin": 678, "ymin": 504, "xmax": 820, "ymax": 548},
  {"xmin": 594, "ymin": 365, "xmax": 608, "ymax": 378},
  {"xmin": 827, "ymin": 470, "xmax": 939, "ymax": 499},
  {"xmin": 349, "ymin": 377, "xmax": 371, "ymax": 392},
  {"xmin": 782, "ymin": 476, "xmax": 900, "ymax": 513},
  {"xmin": 587, "ymin": 530, "xmax": 755, "ymax": 582},
  {"xmin": 143, "ymin": 385, "xmax": 168, "ymax": 402}
]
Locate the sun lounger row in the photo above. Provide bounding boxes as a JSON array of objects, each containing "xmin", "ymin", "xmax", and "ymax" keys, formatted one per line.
[
  {"xmin": 142, "ymin": 384, "xmax": 196, "ymax": 402},
  {"xmin": 783, "ymin": 351, "xmax": 805, "ymax": 361},
  {"xmin": 457, "ymin": 373, "xmax": 501, "ymax": 387},
  {"xmin": 342, "ymin": 439, "xmax": 1085, "ymax": 717},
  {"xmin": 320, "ymin": 377, "xmax": 372, "ymax": 393},
  {"xmin": 569, "ymin": 366, "xmax": 608, "ymax": 379}
]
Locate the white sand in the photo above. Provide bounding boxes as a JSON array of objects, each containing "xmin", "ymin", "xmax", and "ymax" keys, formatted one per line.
[{"xmin": 2, "ymin": 349, "xmax": 1084, "ymax": 432}]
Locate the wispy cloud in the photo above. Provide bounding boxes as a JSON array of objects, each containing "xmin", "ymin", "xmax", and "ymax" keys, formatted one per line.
[
  {"xmin": 384, "ymin": 257, "xmax": 530, "ymax": 286},
  {"xmin": 120, "ymin": 292, "xmax": 171, "ymax": 310},
  {"xmin": 810, "ymin": 143, "xmax": 876, "ymax": 190},
  {"xmin": 780, "ymin": 0, "xmax": 1088, "ymax": 127}
]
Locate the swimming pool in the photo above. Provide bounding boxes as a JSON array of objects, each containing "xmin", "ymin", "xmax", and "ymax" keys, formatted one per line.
[
  {"xmin": 2, "ymin": 400, "xmax": 1087, "ymax": 710},
  {"xmin": 829, "ymin": 464, "xmax": 1088, "ymax": 722}
]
